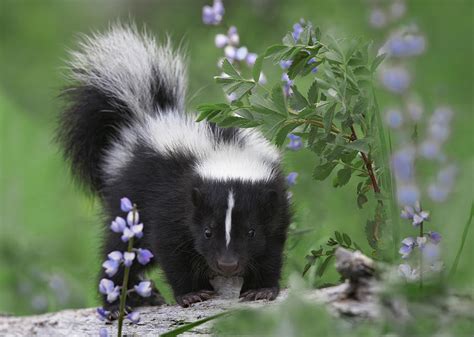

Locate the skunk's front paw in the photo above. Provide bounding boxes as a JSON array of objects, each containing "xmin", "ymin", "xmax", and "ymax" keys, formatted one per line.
[
  {"xmin": 239, "ymin": 287, "xmax": 279, "ymax": 301},
  {"xmin": 176, "ymin": 290, "xmax": 215, "ymax": 307}
]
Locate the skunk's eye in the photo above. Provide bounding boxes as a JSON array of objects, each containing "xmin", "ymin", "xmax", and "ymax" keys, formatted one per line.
[
  {"xmin": 247, "ymin": 229, "xmax": 255, "ymax": 238},
  {"xmin": 204, "ymin": 228, "xmax": 212, "ymax": 239}
]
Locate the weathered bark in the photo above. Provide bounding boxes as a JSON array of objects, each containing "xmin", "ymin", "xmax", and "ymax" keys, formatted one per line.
[
  {"xmin": 3, "ymin": 248, "xmax": 470, "ymax": 336},
  {"xmin": 0, "ymin": 248, "xmax": 381, "ymax": 336}
]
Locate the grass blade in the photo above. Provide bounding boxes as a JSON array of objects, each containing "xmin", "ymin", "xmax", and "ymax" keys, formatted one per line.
[
  {"xmin": 448, "ymin": 202, "xmax": 474, "ymax": 279},
  {"xmin": 160, "ymin": 312, "xmax": 228, "ymax": 337}
]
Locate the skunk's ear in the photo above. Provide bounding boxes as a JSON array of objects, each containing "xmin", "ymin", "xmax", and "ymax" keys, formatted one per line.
[{"xmin": 192, "ymin": 188, "xmax": 202, "ymax": 207}]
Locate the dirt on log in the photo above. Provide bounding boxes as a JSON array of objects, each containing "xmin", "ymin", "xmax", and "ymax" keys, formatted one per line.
[{"xmin": 0, "ymin": 248, "xmax": 388, "ymax": 336}]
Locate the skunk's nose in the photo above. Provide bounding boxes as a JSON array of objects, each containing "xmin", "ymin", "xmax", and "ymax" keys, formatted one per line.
[{"xmin": 217, "ymin": 258, "xmax": 239, "ymax": 275}]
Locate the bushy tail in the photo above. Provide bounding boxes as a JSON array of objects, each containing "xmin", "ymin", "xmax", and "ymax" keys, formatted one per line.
[{"xmin": 57, "ymin": 24, "xmax": 187, "ymax": 192}]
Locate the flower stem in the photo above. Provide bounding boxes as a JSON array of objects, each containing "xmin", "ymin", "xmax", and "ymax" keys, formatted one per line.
[
  {"xmin": 117, "ymin": 207, "xmax": 136, "ymax": 337},
  {"xmin": 419, "ymin": 221, "xmax": 424, "ymax": 289}
]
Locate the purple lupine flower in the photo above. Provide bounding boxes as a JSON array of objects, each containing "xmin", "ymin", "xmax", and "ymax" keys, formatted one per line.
[
  {"xmin": 245, "ymin": 53, "xmax": 257, "ymax": 66},
  {"xmin": 391, "ymin": 146, "xmax": 415, "ymax": 182},
  {"xmin": 399, "ymin": 263, "xmax": 419, "ymax": 281},
  {"xmin": 202, "ymin": 6, "xmax": 216, "ymax": 25},
  {"xmin": 400, "ymin": 205, "xmax": 415, "ymax": 219},
  {"xmin": 390, "ymin": 1, "xmax": 406, "ymax": 20},
  {"xmin": 307, "ymin": 57, "xmax": 318, "ymax": 73},
  {"xmin": 428, "ymin": 165, "xmax": 457, "ymax": 202},
  {"xmin": 235, "ymin": 46, "xmax": 248, "ymax": 61},
  {"xmin": 108, "ymin": 251, "xmax": 123, "ymax": 262},
  {"xmin": 126, "ymin": 311, "xmax": 140, "ymax": 324},
  {"xmin": 121, "ymin": 227, "xmax": 134, "ymax": 242},
  {"xmin": 120, "ymin": 197, "xmax": 133, "ymax": 212},
  {"xmin": 282, "ymin": 73, "xmax": 293, "ymax": 96},
  {"xmin": 110, "ymin": 216, "xmax": 126, "ymax": 233},
  {"xmin": 419, "ymin": 140, "xmax": 440, "ymax": 159},
  {"xmin": 385, "ymin": 109, "xmax": 403, "ymax": 128},
  {"xmin": 134, "ymin": 281, "xmax": 152, "ymax": 297},
  {"xmin": 99, "ymin": 279, "xmax": 120, "ymax": 303},
  {"xmin": 406, "ymin": 101, "xmax": 423, "ymax": 121},
  {"xmin": 258, "ymin": 72, "xmax": 267, "ymax": 85},
  {"xmin": 131, "ymin": 223, "xmax": 144, "ymax": 239},
  {"xmin": 428, "ymin": 183, "xmax": 449, "ymax": 203},
  {"xmin": 422, "ymin": 242, "xmax": 440, "ymax": 263},
  {"xmin": 279, "ymin": 60, "xmax": 292, "ymax": 69},
  {"xmin": 427, "ymin": 231, "xmax": 442, "ymax": 244},
  {"xmin": 202, "ymin": 0, "xmax": 224, "ymax": 25},
  {"xmin": 287, "ymin": 134, "xmax": 303, "ymax": 151},
  {"xmin": 102, "ymin": 259, "xmax": 120, "ymax": 277},
  {"xmin": 224, "ymin": 45, "xmax": 236, "ymax": 60},
  {"xmin": 369, "ymin": 9, "xmax": 387, "ymax": 28},
  {"xmin": 380, "ymin": 66, "xmax": 411, "ymax": 93},
  {"xmin": 413, "ymin": 210, "xmax": 429, "ymax": 226},
  {"xmin": 137, "ymin": 248, "xmax": 154, "ymax": 265},
  {"xmin": 97, "ymin": 307, "xmax": 110, "ymax": 321},
  {"xmin": 397, "ymin": 184, "xmax": 420, "ymax": 206},
  {"xmin": 127, "ymin": 211, "xmax": 139, "ymax": 227},
  {"xmin": 292, "ymin": 22, "xmax": 304, "ymax": 41},
  {"xmin": 123, "ymin": 252, "xmax": 135, "ymax": 267},
  {"xmin": 416, "ymin": 236, "xmax": 427, "ymax": 249},
  {"xmin": 400, "ymin": 202, "xmax": 429, "ymax": 226},
  {"xmin": 385, "ymin": 34, "xmax": 426, "ymax": 58},
  {"xmin": 215, "ymin": 34, "xmax": 228, "ymax": 48},
  {"xmin": 227, "ymin": 26, "xmax": 239, "ymax": 46},
  {"xmin": 99, "ymin": 327, "xmax": 109, "ymax": 337},
  {"xmin": 226, "ymin": 92, "xmax": 237, "ymax": 102},
  {"xmin": 286, "ymin": 172, "xmax": 298, "ymax": 186},
  {"xmin": 399, "ymin": 237, "xmax": 416, "ymax": 258}
]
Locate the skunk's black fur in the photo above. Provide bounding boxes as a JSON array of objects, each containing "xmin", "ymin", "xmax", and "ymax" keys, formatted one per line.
[{"xmin": 57, "ymin": 25, "xmax": 291, "ymax": 311}]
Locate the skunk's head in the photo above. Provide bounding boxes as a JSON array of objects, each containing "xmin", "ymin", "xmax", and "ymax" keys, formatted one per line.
[{"xmin": 190, "ymin": 179, "xmax": 288, "ymax": 277}]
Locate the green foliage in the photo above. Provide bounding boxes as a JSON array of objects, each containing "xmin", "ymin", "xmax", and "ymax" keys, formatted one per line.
[
  {"xmin": 302, "ymin": 230, "xmax": 362, "ymax": 279},
  {"xmin": 197, "ymin": 22, "xmax": 394, "ymax": 273}
]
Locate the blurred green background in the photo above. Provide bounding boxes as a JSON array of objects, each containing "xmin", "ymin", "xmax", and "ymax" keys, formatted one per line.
[{"xmin": 0, "ymin": 0, "xmax": 472, "ymax": 316}]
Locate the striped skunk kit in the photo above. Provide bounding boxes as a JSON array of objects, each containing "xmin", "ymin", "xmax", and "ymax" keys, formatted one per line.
[{"xmin": 57, "ymin": 26, "xmax": 291, "ymax": 311}]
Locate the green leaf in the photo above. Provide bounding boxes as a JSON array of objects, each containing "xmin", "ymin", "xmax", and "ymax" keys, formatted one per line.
[
  {"xmin": 275, "ymin": 122, "xmax": 302, "ymax": 147},
  {"xmin": 227, "ymin": 81, "xmax": 255, "ymax": 101},
  {"xmin": 313, "ymin": 161, "xmax": 338, "ymax": 180},
  {"xmin": 357, "ymin": 193, "xmax": 368, "ymax": 209},
  {"xmin": 289, "ymin": 85, "xmax": 309, "ymax": 111},
  {"xmin": 196, "ymin": 103, "xmax": 229, "ymax": 122},
  {"xmin": 343, "ymin": 233, "xmax": 352, "ymax": 247},
  {"xmin": 221, "ymin": 58, "xmax": 241, "ymax": 78},
  {"xmin": 249, "ymin": 93, "xmax": 286, "ymax": 117},
  {"xmin": 252, "ymin": 54, "xmax": 264, "ymax": 82},
  {"xmin": 316, "ymin": 255, "xmax": 333, "ymax": 277},
  {"xmin": 307, "ymin": 80, "xmax": 319, "ymax": 105},
  {"xmin": 264, "ymin": 44, "xmax": 288, "ymax": 58},
  {"xmin": 323, "ymin": 103, "xmax": 337, "ymax": 133},
  {"xmin": 282, "ymin": 32, "xmax": 296, "ymax": 46},
  {"xmin": 371, "ymin": 53, "xmax": 386, "ymax": 72},
  {"xmin": 334, "ymin": 231, "xmax": 343, "ymax": 245},
  {"xmin": 217, "ymin": 116, "xmax": 246, "ymax": 128},
  {"xmin": 365, "ymin": 220, "xmax": 378, "ymax": 250},
  {"xmin": 271, "ymin": 84, "xmax": 287, "ymax": 115},
  {"xmin": 336, "ymin": 168, "xmax": 352, "ymax": 186},
  {"xmin": 161, "ymin": 312, "xmax": 228, "ymax": 337},
  {"xmin": 287, "ymin": 53, "xmax": 307, "ymax": 79},
  {"xmin": 345, "ymin": 139, "xmax": 371, "ymax": 154}
]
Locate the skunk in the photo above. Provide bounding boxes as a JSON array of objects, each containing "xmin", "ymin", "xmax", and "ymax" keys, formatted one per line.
[{"xmin": 57, "ymin": 25, "xmax": 291, "ymax": 313}]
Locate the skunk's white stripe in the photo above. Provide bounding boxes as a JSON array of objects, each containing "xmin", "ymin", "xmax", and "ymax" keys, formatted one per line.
[{"xmin": 225, "ymin": 190, "xmax": 235, "ymax": 248}]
